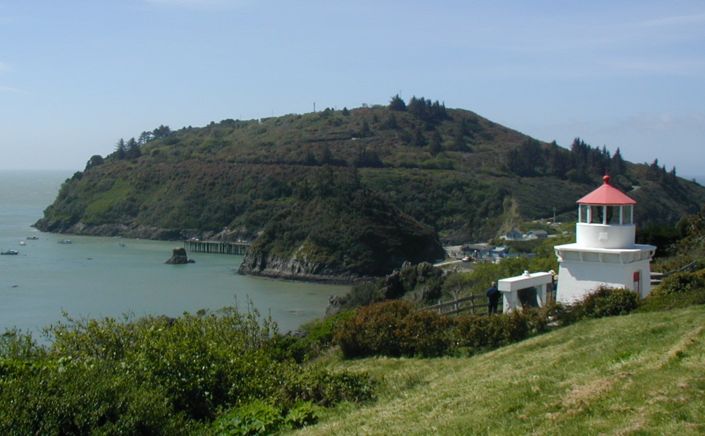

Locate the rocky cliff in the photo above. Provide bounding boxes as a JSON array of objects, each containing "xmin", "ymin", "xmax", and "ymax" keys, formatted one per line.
[{"xmin": 237, "ymin": 186, "xmax": 445, "ymax": 282}]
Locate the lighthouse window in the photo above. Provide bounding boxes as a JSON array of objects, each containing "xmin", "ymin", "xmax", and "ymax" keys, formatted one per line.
[
  {"xmin": 579, "ymin": 205, "xmax": 590, "ymax": 223},
  {"xmin": 623, "ymin": 205, "xmax": 633, "ymax": 225},
  {"xmin": 590, "ymin": 206, "xmax": 604, "ymax": 224},
  {"xmin": 607, "ymin": 206, "xmax": 620, "ymax": 224}
]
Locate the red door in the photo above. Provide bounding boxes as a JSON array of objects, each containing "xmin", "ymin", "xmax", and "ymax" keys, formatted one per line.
[{"xmin": 633, "ymin": 271, "xmax": 641, "ymax": 295}]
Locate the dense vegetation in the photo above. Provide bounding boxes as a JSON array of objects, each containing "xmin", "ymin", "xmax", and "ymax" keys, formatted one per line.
[
  {"xmin": 238, "ymin": 169, "xmax": 444, "ymax": 280},
  {"xmin": 0, "ymin": 309, "xmax": 374, "ymax": 434},
  {"xmin": 35, "ymin": 97, "xmax": 705, "ymax": 279},
  {"xmin": 333, "ymin": 286, "xmax": 641, "ymax": 359}
]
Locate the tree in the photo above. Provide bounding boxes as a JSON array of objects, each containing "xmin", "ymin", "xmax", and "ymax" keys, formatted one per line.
[
  {"xmin": 126, "ymin": 137, "xmax": 141, "ymax": 159},
  {"xmin": 385, "ymin": 113, "xmax": 399, "ymax": 129},
  {"xmin": 451, "ymin": 126, "xmax": 471, "ymax": 152},
  {"xmin": 152, "ymin": 125, "xmax": 171, "ymax": 139},
  {"xmin": 114, "ymin": 138, "xmax": 126, "ymax": 160},
  {"xmin": 359, "ymin": 120, "xmax": 371, "ymax": 138},
  {"xmin": 429, "ymin": 131, "xmax": 443, "ymax": 156},
  {"xmin": 610, "ymin": 147, "xmax": 626, "ymax": 176},
  {"xmin": 138, "ymin": 131, "xmax": 154, "ymax": 145},
  {"xmin": 407, "ymin": 96, "xmax": 448, "ymax": 124},
  {"xmin": 85, "ymin": 155, "xmax": 104, "ymax": 171},
  {"xmin": 389, "ymin": 94, "xmax": 406, "ymax": 111},
  {"xmin": 354, "ymin": 147, "xmax": 384, "ymax": 168},
  {"xmin": 413, "ymin": 128, "xmax": 427, "ymax": 147}
]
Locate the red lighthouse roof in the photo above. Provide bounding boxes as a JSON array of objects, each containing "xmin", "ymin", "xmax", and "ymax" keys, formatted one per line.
[{"xmin": 577, "ymin": 175, "xmax": 636, "ymax": 205}]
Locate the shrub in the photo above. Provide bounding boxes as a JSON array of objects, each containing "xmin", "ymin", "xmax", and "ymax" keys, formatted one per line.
[
  {"xmin": 211, "ymin": 400, "xmax": 321, "ymax": 435},
  {"xmin": 397, "ymin": 310, "xmax": 455, "ymax": 357},
  {"xmin": 278, "ymin": 365, "xmax": 376, "ymax": 406},
  {"xmin": 269, "ymin": 309, "xmax": 357, "ymax": 362},
  {"xmin": 337, "ymin": 300, "xmax": 556, "ymax": 358},
  {"xmin": 654, "ymin": 270, "xmax": 705, "ymax": 295},
  {"xmin": 0, "ymin": 359, "xmax": 190, "ymax": 435},
  {"xmin": 0, "ymin": 308, "xmax": 374, "ymax": 433},
  {"xmin": 560, "ymin": 286, "xmax": 639, "ymax": 323},
  {"xmin": 335, "ymin": 300, "xmax": 415, "ymax": 358},
  {"xmin": 453, "ymin": 310, "xmax": 542, "ymax": 353},
  {"xmin": 283, "ymin": 401, "xmax": 320, "ymax": 429},
  {"xmin": 212, "ymin": 400, "xmax": 283, "ymax": 436},
  {"xmin": 335, "ymin": 300, "xmax": 455, "ymax": 358},
  {"xmin": 640, "ymin": 270, "xmax": 705, "ymax": 311}
]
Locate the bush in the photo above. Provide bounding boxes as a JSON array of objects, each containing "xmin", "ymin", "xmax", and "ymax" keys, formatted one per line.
[
  {"xmin": 284, "ymin": 401, "xmax": 320, "ymax": 429},
  {"xmin": 559, "ymin": 287, "xmax": 639, "ymax": 323},
  {"xmin": 0, "ymin": 308, "xmax": 375, "ymax": 433},
  {"xmin": 640, "ymin": 270, "xmax": 705, "ymax": 311},
  {"xmin": 0, "ymin": 359, "xmax": 190, "ymax": 435},
  {"xmin": 397, "ymin": 310, "xmax": 455, "ymax": 357},
  {"xmin": 336, "ymin": 300, "xmax": 454, "ymax": 358},
  {"xmin": 211, "ymin": 400, "xmax": 321, "ymax": 435},
  {"xmin": 336, "ymin": 300, "xmax": 415, "ymax": 358},
  {"xmin": 211, "ymin": 400, "xmax": 283, "ymax": 436},
  {"xmin": 654, "ymin": 270, "xmax": 705, "ymax": 295},
  {"xmin": 452, "ymin": 309, "xmax": 548, "ymax": 353},
  {"xmin": 278, "ymin": 366, "xmax": 376, "ymax": 406},
  {"xmin": 269, "ymin": 310, "xmax": 357, "ymax": 362}
]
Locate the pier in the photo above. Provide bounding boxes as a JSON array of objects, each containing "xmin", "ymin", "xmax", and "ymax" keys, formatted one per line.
[{"xmin": 183, "ymin": 240, "xmax": 251, "ymax": 255}]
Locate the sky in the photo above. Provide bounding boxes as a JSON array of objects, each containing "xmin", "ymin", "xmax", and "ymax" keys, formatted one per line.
[{"xmin": 1, "ymin": 0, "xmax": 703, "ymax": 176}]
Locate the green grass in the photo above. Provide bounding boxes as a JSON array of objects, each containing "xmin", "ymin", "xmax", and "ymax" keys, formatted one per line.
[{"xmin": 293, "ymin": 305, "xmax": 705, "ymax": 435}]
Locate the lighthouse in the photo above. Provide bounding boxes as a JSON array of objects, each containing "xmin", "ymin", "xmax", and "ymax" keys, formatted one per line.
[{"xmin": 554, "ymin": 175, "xmax": 656, "ymax": 303}]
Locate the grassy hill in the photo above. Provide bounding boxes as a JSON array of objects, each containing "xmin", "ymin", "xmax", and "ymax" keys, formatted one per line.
[
  {"xmin": 35, "ymin": 97, "xmax": 705, "ymax": 279},
  {"xmin": 297, "ymin": 305, "xmax": 705, "ymax": 435}
]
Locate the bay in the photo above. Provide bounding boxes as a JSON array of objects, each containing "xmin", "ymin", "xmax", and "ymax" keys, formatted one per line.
[{"xmin": 0, "ymin": 170, "xmax": 348, "ymax": 340}]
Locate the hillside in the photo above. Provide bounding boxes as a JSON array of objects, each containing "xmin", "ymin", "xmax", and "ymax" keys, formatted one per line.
[
  {"xmin": 35, "ymin": 97, "xmax": 705, "ymax": 279},
  {"xmin": 238, "ymin": 178, "xmax": 445, "ymax": 281},
  {"xmin": 297, "ymin": 305, "xmax": 705, "ymax": 435}
]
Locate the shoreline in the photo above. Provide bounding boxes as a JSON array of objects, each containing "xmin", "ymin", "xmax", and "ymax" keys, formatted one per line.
[{"xmin": 34, "ymin": 223, "xmax": 370, "ymax": 286}]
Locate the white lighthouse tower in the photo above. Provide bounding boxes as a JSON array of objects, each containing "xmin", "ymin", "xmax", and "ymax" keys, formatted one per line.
[{"xmin": 554, "ymin": 175, "xmax": 656, "ymax": 303}]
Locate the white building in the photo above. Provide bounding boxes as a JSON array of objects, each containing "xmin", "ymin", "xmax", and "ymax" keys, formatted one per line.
[
  {"xmin": 554, "ymin": 175, "xmax": 656, "ymax": 303},
  {"xmin": 498, "ymin": 271, "xmax": 554, "ymax": 312}
]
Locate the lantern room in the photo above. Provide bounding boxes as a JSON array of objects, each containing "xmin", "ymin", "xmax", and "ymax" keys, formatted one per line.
[{"xmin": 575, "ymin": 175, "xmax": 637, "ymax": 249}]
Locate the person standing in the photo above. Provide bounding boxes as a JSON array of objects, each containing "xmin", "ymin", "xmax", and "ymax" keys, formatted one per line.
[{"xmin": 486, "ymin": 281, "xmax": 500, "ymax": 314}]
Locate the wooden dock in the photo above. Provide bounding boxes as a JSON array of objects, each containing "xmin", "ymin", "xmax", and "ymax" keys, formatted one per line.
[{"xmin": 183, "ymin": 240, "xmax": 251, "ymax": 255}]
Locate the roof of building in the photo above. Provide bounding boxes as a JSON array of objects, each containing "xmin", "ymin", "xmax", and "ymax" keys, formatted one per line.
[{"xmin": 577, "ymin": 175, "xmax": 637, "ymax": 205}]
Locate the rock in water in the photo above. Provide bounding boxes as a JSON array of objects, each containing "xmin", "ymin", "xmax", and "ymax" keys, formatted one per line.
[{"xmin": 165, "ymin": 247, "xmax": 194, "ymax": 264}]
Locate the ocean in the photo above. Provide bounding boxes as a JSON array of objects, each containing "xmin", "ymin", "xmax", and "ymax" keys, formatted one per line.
[{"xmin": 0, "ymin": 170, "xmax": 348, "ymax": 340}]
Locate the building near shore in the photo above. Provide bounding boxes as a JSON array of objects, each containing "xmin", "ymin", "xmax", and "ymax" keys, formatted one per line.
[{"xmin": 554, "ymin": 175, "xmax": 656, "ymax": 303}]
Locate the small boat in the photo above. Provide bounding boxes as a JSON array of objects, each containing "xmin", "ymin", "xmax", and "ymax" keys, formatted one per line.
[
  {"xmin": 1, "ymin": 250, "xmax": 19, "ymax": 255},
  {"xmin": 58, "ymin": 239, "xmax": 73, "ymax": 245},
  {"xmin": 19, "ymin": 241, "xmax": 26, "ymax": 246},
  {"xmin": 26, "ymin": 235, "xmax": 39, "ymax": 240}
]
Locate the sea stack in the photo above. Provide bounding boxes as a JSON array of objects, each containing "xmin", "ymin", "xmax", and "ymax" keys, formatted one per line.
[{"xmin": 165, "ymin": 247, "xmax": 194, "ymax": 264}]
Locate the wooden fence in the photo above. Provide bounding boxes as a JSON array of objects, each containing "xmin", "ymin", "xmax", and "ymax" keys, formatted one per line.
[
  {"xmin": 425, "ymin": 294, "xmax": 489, "ymax": 316},
  {"xmin": 425, "ymin": 286, "xmax": 557, "ymax": 316}
]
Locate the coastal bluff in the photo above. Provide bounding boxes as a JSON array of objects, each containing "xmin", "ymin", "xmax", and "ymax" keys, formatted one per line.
[{"xmin": 237, "ymin": 189, "xmax": 445, "ymax": 282}]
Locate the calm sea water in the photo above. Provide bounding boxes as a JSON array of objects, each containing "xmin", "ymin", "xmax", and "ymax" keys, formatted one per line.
[{"xmin": 0, "ymin": 170, "xmax": 348, "ymax": 340}]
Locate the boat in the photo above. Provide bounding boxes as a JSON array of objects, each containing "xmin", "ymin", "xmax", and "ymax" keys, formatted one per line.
[
  {"xmin": 26, "ymin": 235, "xmax": 39, "ymax": 240},
  {"xmin": 19, "ymin": 241, "xmax": 26, "ymax": 246},
  {"xmin": 58, "ymin": 239, "xmax": 73, "ymax": 244},
  {"xmin": 1, "ymin": 250, "xmax": 19, "ymax": 255}
]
